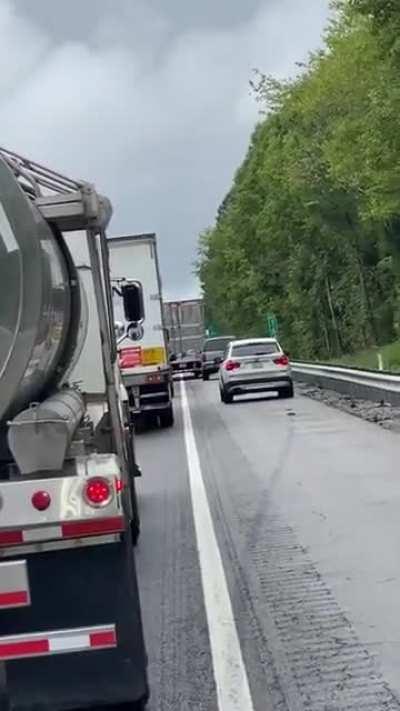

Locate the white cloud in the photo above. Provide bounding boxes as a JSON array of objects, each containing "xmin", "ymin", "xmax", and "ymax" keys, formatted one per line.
[{"xmin": 0, "ymin": 0, "xmax": 330, "ymax": 298}]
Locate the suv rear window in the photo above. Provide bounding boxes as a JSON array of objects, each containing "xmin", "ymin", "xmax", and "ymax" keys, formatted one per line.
[
  {"xmin": 203, "ymin": 338, "xmax": 234, "ymax": 351},
  {"xmin": 231, "ymin": 342, "xmax": 280, "ymax": 357}
]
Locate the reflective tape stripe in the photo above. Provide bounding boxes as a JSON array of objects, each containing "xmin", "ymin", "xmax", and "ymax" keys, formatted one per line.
[
  {"xmin": 0, "ymin": 560, "xmax": 30, "ymax": 608},
  {"xmin": 0, "ymin": 625, "xmax": 117, "ymax": 661},
  {"xmin": 0, "ymin": 590, "xmax": 29, "ymax": 608},
  {"xmin": 23, "ymin": 525, "xmax": 61, "ymax": 543},
  {"xmin": 0, "ymin": 517, "xmax": 125, "ymax": 548},
  {"xmin": 0, "ymin": 530, "xmax": 23, "ymax": 546},
  {"xmin": 61, "ymin": 517, "xmax": 125, "ymax": 538},
  {"xmin": 90, "ymin": 629, "xmax": 117, "ymax": 648},
  {"xmin": 0, "ymin": 639, "xmax": 49, "ymax": 659}
]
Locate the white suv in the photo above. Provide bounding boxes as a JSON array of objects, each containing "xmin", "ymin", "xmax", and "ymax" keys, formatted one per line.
[{"xmin": 219, "ymin": 338, "xmax": 293, "ymax": 404}]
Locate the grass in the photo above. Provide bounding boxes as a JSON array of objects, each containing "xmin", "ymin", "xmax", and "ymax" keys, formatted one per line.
[{"xmin": 328, "ymin": 341, "xmax": 400, "ymax": 372}]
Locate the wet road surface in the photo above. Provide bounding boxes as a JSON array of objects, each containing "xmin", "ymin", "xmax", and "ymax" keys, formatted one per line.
[{"xmin": 136, "ymin": 378, "xmax": 400, "ymax": 710}]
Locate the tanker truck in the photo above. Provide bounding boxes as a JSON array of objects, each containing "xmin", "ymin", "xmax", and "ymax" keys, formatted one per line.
[{"xmin": 0, "ymin": 148, "xmax": 148, "ymax": 710}]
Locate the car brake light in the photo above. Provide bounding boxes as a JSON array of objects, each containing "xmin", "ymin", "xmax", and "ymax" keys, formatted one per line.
[
  {"xmin": 225, "ymin": 360, "xmax": 240, "ymax": 371},
  {"xmin": 31, "ymin": 491, "xmax": 51, "ymax": 511},
  {"xmin": 274, "ymin": 355, "xmax": 289, "ymax": 367},
  {"xmin": 84, "ymin": 477, "xmax": 113, "ymax": 508}
]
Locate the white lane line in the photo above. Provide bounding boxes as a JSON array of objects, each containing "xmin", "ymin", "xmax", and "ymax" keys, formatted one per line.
[{"xmin": 180, "ymin": 381, "xmax": 254, "ymax": 711}]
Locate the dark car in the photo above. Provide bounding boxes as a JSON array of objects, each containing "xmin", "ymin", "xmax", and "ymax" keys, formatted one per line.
[
  {"xmin": 201, "ymin": 336, "xmax": 236, "ymax": 380},
  {"xmin": 170, "ymin": 350, "xmax": 202, "ymax": 378}
]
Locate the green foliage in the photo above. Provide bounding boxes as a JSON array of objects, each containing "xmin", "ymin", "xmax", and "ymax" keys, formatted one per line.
[
  {"xmin": 330, "ymin": 340, "xmax": 400, "ymax": 372},
  {"xmin": 197, "ymin": 0, "xmax": 400, "ymax": 360}
]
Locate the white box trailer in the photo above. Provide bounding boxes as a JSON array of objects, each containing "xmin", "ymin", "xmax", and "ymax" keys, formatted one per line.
[{"xmin": 108, "ymin": 234, "xmax": 174, "ymax": 428}]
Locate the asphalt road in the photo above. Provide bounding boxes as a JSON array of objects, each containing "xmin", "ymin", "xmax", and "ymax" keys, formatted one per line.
[{"xmin": 135, "ymin": 377, "xmax": 400, "ymax": 710}]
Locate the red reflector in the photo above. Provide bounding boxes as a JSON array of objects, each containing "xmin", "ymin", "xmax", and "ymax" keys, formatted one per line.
[
  {"xmin": 0, "ymin": 639, "xmax": 49, "ymax": 660},
  {"xmin": 32, "ymin": 490, "xmax": 51, "ymax": 511},
  {"xmin": 115, "ymin": 478, "xmax": 124, "ymax": 493},
  {"xmin": 62, "ymin": 517, "xmax": 125, "ymax": 539},
  {"xmin": 0, "ymin": 530, "xmax": 23, "ymax": 546},
  {"xmin": 274, "ymin": 355, "xmax": 289, "ymax": 366},
  {"xmin": 84, "ymin": 477, "xmax": 112, "ymax": 507},
  {"xmin": 90, "ymin": 630, "xmax": 117, "ymax": 648},
  {"xmin": 225, "ymin": 360, "xmax": 240, "ymax": 371},
  {"xmin": 0, "ymin": 590, "xmax": 28, "ymax": 608}
]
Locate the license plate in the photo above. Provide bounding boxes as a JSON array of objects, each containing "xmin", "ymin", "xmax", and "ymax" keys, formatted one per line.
[
  {"xmin": 251, "ymin": 362, "xmax": 263, "ymax": 369},
  {"xmin": 179, "ymin": 363, "xmax": 186, "ymax": 369}
]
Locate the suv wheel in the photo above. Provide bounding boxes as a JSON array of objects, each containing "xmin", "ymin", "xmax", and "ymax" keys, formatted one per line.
[
  {"xmin": 220, "ymin": 387, "xmax": 233, "ymax": 404},
  {"xmin": 202, "ymin": 372, "xmax": 210, "ymax": 381},
  {"xmin": 279, "ymin": 382, "xmax": 294, "ymax": 399}
]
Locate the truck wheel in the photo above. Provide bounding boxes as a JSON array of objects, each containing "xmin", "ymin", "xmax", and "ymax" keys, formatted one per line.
[
  {"xmin": 130, "ymin": 517, "xmax": 140, "ymax": 546},
  {"xmin": 160, "ymin": 405, "xmax": 174, "ymax": 428}
]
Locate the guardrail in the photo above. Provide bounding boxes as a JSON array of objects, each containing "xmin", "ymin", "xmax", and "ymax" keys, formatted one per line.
[{"xmin": 292, "ymin": 361, "xmax": 400, "ymax": 406}]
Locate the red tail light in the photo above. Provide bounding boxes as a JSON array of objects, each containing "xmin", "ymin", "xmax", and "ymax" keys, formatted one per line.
[
  {"xmin": 84, "ymin": 477, "xmax": 113, "ymax": 508},
  {"xmin": 274, "ymin": 355, "xmax": 289, "ymax": 367},
  {"xmin": 224, "ymin": 360, "xmax": 240, "ymax": 371}
]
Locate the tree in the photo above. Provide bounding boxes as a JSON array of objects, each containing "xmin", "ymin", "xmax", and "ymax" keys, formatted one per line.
[{"xmin": 197, "ymin": 0, "xmax": 400, "ymax": 359}]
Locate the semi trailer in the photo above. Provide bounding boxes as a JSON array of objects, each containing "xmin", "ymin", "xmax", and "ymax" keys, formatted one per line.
[
  {"xmin": 0, "ymin": 148, "xmax": 148, "ymax": 710},
  {"xmin": 109, "ymin": 234, "xmax": 174, "ymax": 429}
]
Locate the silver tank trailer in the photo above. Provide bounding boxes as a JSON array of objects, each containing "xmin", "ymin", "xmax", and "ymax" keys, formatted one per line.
[
  {"xmin": 0, "ymin": 157, "xmax": 88, "ymax": 472},
  {"xmin": 0, "ymin": 157, "xmax": 87, "ymax": 422}
]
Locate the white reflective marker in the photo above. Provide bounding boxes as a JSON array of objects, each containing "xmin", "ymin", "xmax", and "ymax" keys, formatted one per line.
[
  {"xmin": 0, "ymin": 201, "xmax": 18, "ymax": 252},
  {"xmin": 181, "ymin": 381, "xmax": 254, "ymax": 711}
]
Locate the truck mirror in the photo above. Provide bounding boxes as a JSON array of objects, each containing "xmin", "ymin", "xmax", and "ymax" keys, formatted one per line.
[{"xmin": 121, "ymin": 282, "xmax": 144, "ymax": 323}]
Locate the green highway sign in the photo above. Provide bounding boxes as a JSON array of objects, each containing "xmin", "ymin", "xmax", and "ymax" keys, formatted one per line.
[
  {"xmin": 266, "ymin": 313, "xmax": 278, "ymax": 337},
  {"xmin": 206, "ymin": 323, "xmax": 219, "ymax": 337}
]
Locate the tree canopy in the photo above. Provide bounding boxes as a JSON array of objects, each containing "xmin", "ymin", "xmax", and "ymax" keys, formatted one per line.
[{"xmin": 197, "ymin": 1, "xmax": 400, "ymax": 358}]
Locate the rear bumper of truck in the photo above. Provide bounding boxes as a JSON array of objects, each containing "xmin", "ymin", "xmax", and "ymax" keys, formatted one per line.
[
  {"xmin": 121, "ymin": 368, "xmax": 172, "ymax": 416},
  {"xmin": 0, "ymin": 539, "xmax": 148, "ymax": 710}
]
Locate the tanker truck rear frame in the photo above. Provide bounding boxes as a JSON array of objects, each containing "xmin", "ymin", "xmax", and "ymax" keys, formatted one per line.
[{"xmin": 0, "ymin": 148, "xmax": 148, "ymax": 710}]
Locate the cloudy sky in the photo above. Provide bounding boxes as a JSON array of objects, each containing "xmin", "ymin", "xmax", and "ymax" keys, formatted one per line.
[{"xmin": 2, "ymin": 0, "xmax": 330, "ymax": 298}]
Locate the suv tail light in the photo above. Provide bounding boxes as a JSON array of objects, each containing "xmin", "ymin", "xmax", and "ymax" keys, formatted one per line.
[
  {"xmin": 274, "ymin": 355, "xmax": 289, "ymax": 367},
  {"xmin": 84, "ymin": 477, "xmax": 113, "ymax": 508},
  {"xmin": 224, "ymin": 360, "xmax": 240, "ymax": 371}
]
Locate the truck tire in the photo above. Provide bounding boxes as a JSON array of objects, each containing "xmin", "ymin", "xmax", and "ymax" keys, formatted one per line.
[
  {"xmin": 159, "ymin": 405, "xmax": 174, "ymax": 428},
  {"xmin": 130, "ymin": 517, "xmax": 141, "ymax": 546}
]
